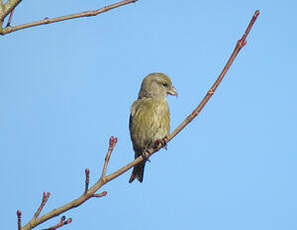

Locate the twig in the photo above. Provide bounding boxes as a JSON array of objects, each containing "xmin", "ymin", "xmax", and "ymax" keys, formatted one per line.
[
  {"xmin": 84, "ymin": 168, "xmax": 90, "ymax": 194},
  {"xmin": 33, "ymin": 192, "xmax": 50, "ymax": 219},
  {"xmin": 6, "ymin": 8, "xmax": 14, "ymax": 27},
  {"xmin": 18, "ymin": 11, "xmax": 259, "ymax": 230},
  {"xmin": 102, "ymin": 136, "xmax": 118, "ymax": 178},
  {"xmin": 17, "ymin": 210, "xmax": 22, "ymax": 230},
  {"xmin": 92, "ymin": 191, "xmax": 107, "ymax": 197},
  {"xmin": 0, "ymin": 0, "xmax": 138, "ymax": 35},
  {"xmin": 46, "ymin": 216, "xmax": 72, "ymax": 230}
]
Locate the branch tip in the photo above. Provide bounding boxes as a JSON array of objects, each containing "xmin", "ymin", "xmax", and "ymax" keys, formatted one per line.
[
  {"xmin": 17, "ymin": 210, "xmax": 22, "ymax": 230},
  {"xmin": 254, "ymin": 10, "xmax": 260, "ymax": 17},
  {"xmin": 46, "ymin": 216, "xmax": 72, "ymax": 230},
  {"xmin": 84, "ymin": 168, "xmax": 90, "ymax": 194},
  {"xmin": 33, "ymin": 191, "xmax": 50, "ymax": 219},
  {"xmin": 17, "ymin": 209, "xmax": 22, "ymax": 216},
  {"xmin": 109, "ymin": 136, "xmax": 118, "ymax": 147},
  {"xmin": 101, "ymin": 137, "xmax": 117, "ymax": 177},
  {"xmin": 92, "ymin": 191, "xmax": 107, "ymax": 197}
]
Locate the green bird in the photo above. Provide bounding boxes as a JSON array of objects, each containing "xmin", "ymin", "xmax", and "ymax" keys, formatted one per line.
[{"xmin": 129, "ymin": 73, "xmax": 177, "ymax": 183}]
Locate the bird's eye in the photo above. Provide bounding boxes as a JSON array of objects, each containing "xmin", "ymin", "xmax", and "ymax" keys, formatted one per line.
[{"xmin": 162, "ymin": 83, "xmax": 169, "ymax": 87}]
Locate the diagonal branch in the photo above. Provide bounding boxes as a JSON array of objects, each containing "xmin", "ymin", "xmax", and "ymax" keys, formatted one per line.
[
  {"xmin": 18, "ymin": 10, "xmax": 259, "ymax": 230},
  {"xmin": 0, "ymin": 0, "xmax": 138, "ymax": 35}
]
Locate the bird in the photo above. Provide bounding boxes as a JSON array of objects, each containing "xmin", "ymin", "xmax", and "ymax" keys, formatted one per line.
[{"xmin": 129, "ymin": 72, "xmax": 177, "ymax": 183}]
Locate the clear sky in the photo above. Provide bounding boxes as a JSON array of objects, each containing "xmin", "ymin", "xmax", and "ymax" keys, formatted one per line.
[{"xmin": 1, "ymin": 0, "xmax": 296, "ymax": 230}]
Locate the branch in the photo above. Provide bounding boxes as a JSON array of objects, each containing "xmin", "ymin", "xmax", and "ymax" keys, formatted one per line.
[
  {"xmin": 0, "ymin": 0, "xmax": 138, "ymax": 35},
  {"xmin": 33, "ymin": 192, "xmax": 51, "ymax": 219},
  {"xmin": 17, "ymin": 10, "xmax": 260, "ymax": 230},
  {"xmin": 102, "ymin": 136, "xmax": 118, "ymax": 177},
  {"xmin": 45, "ymin": 216, "xmax": 72, "ymax": 230},
  {"xmin": 84, "ymin": 168, "xmax": 90, "ymax": 194},
  {"xmin": 17, "ymin": 210, "xmax": 22, "ymax": 230}
]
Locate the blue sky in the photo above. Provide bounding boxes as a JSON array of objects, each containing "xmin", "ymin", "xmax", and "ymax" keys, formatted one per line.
[{"xmin": 1, "ymin": 0, "xmax": 296, "ymax": 230}]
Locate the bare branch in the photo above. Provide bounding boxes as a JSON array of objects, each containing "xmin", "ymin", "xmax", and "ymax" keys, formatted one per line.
[
  {"xmin": 84, "ymin": 168, "xmax": 90, "ymax": 194},
  {"xmin": 102, "ymin": 136, "xmax": 118, "ymax": 178},
  {"xmin": 46, "ymin": 216, "xmax": 72, "ymax": 230},
  {"xmin": 0, "ymin": 0, "xmax": 138, "ymax": 35},
  {"xmin": 17, "ymin": 210, "xmax": 22, "ymax": 230},
  {"xmin": 92, "ymin": 191, "xmax": 107, "ymax": 198},
  {"xmin": 18, "ymin": 10, "xmax": 259, "ymax": 230},
  {"xmin": 33, "ymin": 192, "xmax": 51, "ymax": 219}
]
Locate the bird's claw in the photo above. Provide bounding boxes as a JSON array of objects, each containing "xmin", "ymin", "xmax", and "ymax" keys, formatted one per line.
[
  {"xmin": 155, "ymin": 136, "xmax": 168, "ymax": 150},
  {"xmin": 142, "ymin": 150, "xmax": 151, "ymax": 163}
]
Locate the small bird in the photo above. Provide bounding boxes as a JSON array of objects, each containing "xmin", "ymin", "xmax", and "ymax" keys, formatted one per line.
[{"xmin": 129, "ymin": 73, "xmax": 177, "ymax": 183}]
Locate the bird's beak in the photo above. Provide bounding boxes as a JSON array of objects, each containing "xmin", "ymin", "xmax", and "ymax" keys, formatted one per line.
[{"xmin": 168, "ymin": 86, "xmax": 178, "ymax": 97}]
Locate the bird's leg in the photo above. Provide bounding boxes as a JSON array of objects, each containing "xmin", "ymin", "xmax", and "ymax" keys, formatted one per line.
[
  {"xmin": 155, "ymin": 136, "xmax": 168, "ymax": 150},
  {"xmin": 141, "ymin": 149, "xmax": 151, "ymax": 163}
]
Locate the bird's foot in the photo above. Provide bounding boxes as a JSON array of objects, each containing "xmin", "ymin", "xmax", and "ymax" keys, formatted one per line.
[
  {"xmin": 155, "ymin": 136, "xmax": 168, "ymax": 150},
  {"xmin": 142, "ymin": 149, "xmax": 151, "ymax": 163}
]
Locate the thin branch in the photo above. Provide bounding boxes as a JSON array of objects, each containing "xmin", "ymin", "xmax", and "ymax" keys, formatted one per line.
[
  {"xmin": 0, "ymin": 0, "xmax": 138, "ymax": 35},
  {"xmin": 92, "ymin": 191, "xmax": 107, "ymax": 197},
  {"xmin": 33, "ymin": 192, "xmax": 51, "ymax": 219},
  {"xmin": 17, "ymin": 210, "xmax": 22, "ymax": 230},
  {"xmin": 102, "ymin": 136, "xmax": 118, "ymax": 178},
  {"xmin": 84, "ymin": 168, "xmax": 90, "ymax": 194},
  {"xmin": 46, "ymin": 216, "xmax": 72, "ymax": 230},
  {"xmin": 19, "ymin": 11, "xmax": 259, "ymax": 230}
]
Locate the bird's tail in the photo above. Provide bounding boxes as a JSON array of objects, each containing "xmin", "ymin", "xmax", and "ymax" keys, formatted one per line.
[{"xmin": 129, "ymin": 162, "xmax": 146, "ymax": 183}]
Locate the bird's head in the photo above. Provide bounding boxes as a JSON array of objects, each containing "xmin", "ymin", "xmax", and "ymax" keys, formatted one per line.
[{"xmin": 138, "ymin": 73, "xmax": 177, "ymax": 99}]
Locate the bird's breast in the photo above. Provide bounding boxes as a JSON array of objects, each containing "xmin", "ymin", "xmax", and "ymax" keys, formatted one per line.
[{"xmin": 129, "ymin": 98, "xmax": 170, "ymax": 153}]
